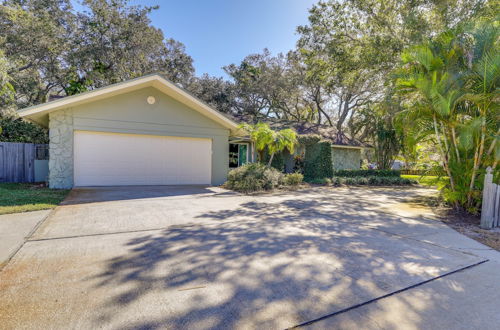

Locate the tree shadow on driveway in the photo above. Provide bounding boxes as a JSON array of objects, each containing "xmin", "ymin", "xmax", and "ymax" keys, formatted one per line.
[{"xmin": 90, "ymin": 191, "xmax": 483, "ymax": 329}]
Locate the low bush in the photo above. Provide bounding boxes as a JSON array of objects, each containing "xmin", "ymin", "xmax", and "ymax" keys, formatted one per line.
[
  {"xmin": 308, "ymin": 177, "xmax": 331, "ymax": 185},
  {"xmin": 333, "ymin": 169, "xmax": 401, "ymax": 177},
  {"xmin": 284, "ymin": 172, "xmax": 304, "ymax": 186},
  {"xmin": 303, "ymin": 175, "xmax": 416, "ymax": 186},
  {"xmin": 225, "ymin": 163, "xmax": 284, "ymax": 193},
  {"xmin": 334, "ymin": 176, "xmax": 416, "ymax": 186}
]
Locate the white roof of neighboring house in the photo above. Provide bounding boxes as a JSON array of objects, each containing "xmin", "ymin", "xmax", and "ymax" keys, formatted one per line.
[{"xmin": 17, "ymin": 73, "xmax": 241, "ymax": 134}]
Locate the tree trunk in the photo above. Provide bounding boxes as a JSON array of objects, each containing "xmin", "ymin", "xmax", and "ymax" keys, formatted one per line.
[
  {"xmin": 433, "ymin": 115, "xmax": 456, "ymax": 194},
  {"xmin": 267, "ymin": 152, "xmax": 275, "ymax": 167},
  {"xmin": 451, "ymin": 126, "xmax": 460, "ymax": 162},
  {"xmin": 468, "ymin": 115, "xmax": 486, "ymax": 206},
  {"xmin": 258, "ymin": 150, "xmax": 265, "ymax": 163}
]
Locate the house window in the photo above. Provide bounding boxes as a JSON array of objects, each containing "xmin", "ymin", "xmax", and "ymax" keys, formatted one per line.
[{"xmin": 229, "ymin": 143, "xmax": 249, "ymax": 168}]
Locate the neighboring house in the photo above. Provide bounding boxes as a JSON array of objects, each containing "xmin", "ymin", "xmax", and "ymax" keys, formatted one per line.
[
  {"xmin": 19, "ymin": 74, "xmax": 247, "ymax": 188},
  {"xmin": 392, "ymin": 160, "xmax": 405, "ymax": 170},
  {"xmin": 18, "ymin": 74, "xmax": 364, "ymax": 189}
]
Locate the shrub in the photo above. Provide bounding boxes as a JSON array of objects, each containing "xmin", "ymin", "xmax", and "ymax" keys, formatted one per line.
[
  {"xmin": 331, "ymin": 177, "xmax": 341, "ymax": 186},
  {"xmin": 308, "ymin": 177, "xmax": 330, "ymax": 185},
  {"xmin": 344, "ymin": 177, "xmax": 357, "ymax": 185},
  {"xmin": 225, "ymin": 163, "xmax": 284, "ymax": 193},
  {"xmin": 333, "ymin": 176, "xmax": 416, "ymax": 186},
  {"xmin": 284, "ymin": 172, "xmax": 303, "ymax": 186},
  {"xmin": 0, "ymin": 116, "xmax": 48, "ymax": 143},
  {"xmin": 333, "ymin": 169, "xmax": 401, "ymax": 177},
  {"xmin": 297, "ymin": 134, "xmax": 322, "ymax": 146},
  {"xmin": 368, "ymin": 176, "xmax": 382, "ymax": 185},
  {"xmin": 292, "ymin": 154, "xmax": 305, "ymax": 174},
  {"xmin": 304, "ymin": 140, "xmax": 333, "ymax": 180}
]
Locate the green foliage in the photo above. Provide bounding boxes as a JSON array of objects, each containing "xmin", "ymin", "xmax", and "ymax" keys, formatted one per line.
[
  {"xmin": 225, "ymin": 163, "xmax": 284, "ymax": 193},
  {"xmin": 187, "ymin": 74, "xmax": 235, "ymax": 113},
  {"xmin": 333, "ymin": 169, "xmax": 401, "ymax": 177},
  {"xmin": 0, "ymin": 183, "xmax": 69, "ymax": 215},
  {"xmin": 0, "ymin": 49, "xmax": 14, "ymax": 107},
  {"xmin": 308, "ymin": 177, "xmax": 331, "ymax": 185},
  {"xmin": 292, "ymin": 154, "xmax": 305, "ymax": 173},
  {"xmin": 0, "ymin": 116, "xmax": 48, "ymax": 143},
  {"xmin": 395, "ymin": 20, "xmax": 499, "ymax": 212},
  {"xmin": 307, "ymin": 175, "xmax": 415, "ymax": 186},
  {"xmin": 263, "ymin": 150, "xmax": 284, "ymax": 171},
  {"xmin": 334, "ymin": 176, "xmax": 416, "ymax": 186},
  {"xmin": 240, "ymin": 123, "xmax": 297, "ymax": 167},
  {"xmin": 284, "ymin": 172, "xmax": 304, "ymax": 186},
  {"xmin": 304, "ymin": 140, "xmax": 333, "ymax": 180},
  {"xmin": 401, "ymin": 175, "xmax": 449, "ymax": 189},
  {"xmin": 0, "ymin": 0, "xmax": 194, "ymax": 110},
  {"xmin": 297, "ymin": 134, "xmax": 321, "ymax": 146}
]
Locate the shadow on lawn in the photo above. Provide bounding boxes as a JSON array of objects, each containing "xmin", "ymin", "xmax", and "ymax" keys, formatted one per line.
[{"xmin": 90, "ymin": 186, "xmax": 470, "ymax": 329}]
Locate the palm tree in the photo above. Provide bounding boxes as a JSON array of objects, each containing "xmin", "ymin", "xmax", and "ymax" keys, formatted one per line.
[
  {"xmin": 396, "ymin": 35, "xmax": 463, "ymax": 195},
  {"xmin": 459, "ymin": 21, "xmax": 500, "ymax": 204},
  {"xmin": 395, "ymin": 23, "xmax": 499, "ymax": 211},
  {"xmin": 240, "ymin": 123, "xmax": 297, "ymax": 167}
]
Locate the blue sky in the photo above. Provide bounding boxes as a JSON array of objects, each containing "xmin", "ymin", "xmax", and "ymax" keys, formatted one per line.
[{"xmin": 75, "ymin": 0, "xmax": 317, "ymax": 77}]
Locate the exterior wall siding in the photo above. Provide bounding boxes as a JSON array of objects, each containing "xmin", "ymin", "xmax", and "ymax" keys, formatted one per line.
[
  {"xmin": 331, "ymin": 147, "xmax": 361, "ymax": 170},
  {"xmin": 48, "ymin": 87, "xmax": 230, "ymax": 187}
]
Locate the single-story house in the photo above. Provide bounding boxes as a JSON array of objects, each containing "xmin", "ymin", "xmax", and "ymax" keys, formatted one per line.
[
  {"xmin": 19, "ymin": 74, "xmax": 250, "ymax": 188},
  {"xmin": 19, "ymin": 74, "xmax": 364, "ymax": 188}
]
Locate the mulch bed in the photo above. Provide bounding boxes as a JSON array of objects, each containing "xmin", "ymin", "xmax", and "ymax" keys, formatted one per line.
[{"xmin": 437, "ymin": 208, "xmax": 500, "ymax": 251}]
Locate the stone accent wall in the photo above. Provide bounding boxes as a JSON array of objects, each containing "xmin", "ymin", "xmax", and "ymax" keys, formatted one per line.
[
  {"xmin": 331, "ymin": 147, "xmax": 361, "ymax": 170},
  {"xmin": 48, "ymin": 109, "xmax": 73, "ymax": 188}
]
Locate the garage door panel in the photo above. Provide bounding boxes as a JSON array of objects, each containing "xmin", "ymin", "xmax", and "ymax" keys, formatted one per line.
[{"xmin": 74, "ymin": 131, "xmax": 211, "ymax": 186}]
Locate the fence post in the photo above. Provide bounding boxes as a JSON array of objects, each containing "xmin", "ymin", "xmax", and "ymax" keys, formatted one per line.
[
  {"xmin": 494, "ymin": 184, "xmax": 500, "ymax": 228},
  {"xmin": 480, "ymin": 167, "xmax": 494, "ymax": 229}
]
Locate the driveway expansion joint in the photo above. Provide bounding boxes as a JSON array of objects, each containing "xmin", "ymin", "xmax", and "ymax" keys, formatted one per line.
[
  {"xmin": 364, "ymin": 225, "xmax": 483, "ymax": 258},
  {"xmin": 287, "ymin": 259, "xmax": 490, "ymax": 329},
  {"xmin": 0, "ymin": 209, "xmax": 55, "ymax": 272}
]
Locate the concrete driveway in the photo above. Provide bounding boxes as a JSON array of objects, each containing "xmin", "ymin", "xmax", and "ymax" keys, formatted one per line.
[{"xmin": 1, "ymin": 186, "xmax": 499, "ymax": 329}]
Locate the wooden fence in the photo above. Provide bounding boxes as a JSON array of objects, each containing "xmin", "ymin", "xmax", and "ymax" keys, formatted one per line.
[
  {"xmin": 0, "ymin": 142, "xmax": 49, "ymax": 183},
  {"xmin": 480, "ymin": 167, "xmax": 500, "ymax": 229}
]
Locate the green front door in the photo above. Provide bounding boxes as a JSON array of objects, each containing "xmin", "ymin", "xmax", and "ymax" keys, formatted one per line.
[{"xmin": 238, "ymin": 144, "xmax": 248, "ymax": 166}]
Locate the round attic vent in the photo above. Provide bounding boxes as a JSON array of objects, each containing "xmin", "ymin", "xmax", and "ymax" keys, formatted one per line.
[{"xmin": 147, "ymin": 96, "xmax": 156, "ymax": 105}]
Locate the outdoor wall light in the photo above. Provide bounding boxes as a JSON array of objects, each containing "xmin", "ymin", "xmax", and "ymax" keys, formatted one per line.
[{"xmin": 147, "ymin": 96, "xmax": 156, "ymax": 104}]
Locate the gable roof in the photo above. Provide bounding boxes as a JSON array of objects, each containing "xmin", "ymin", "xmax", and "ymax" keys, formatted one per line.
[
  {"xmin": 230, "ymin": 114, "xmax": 367, "ymax": 148},
  {"xmin": 18, "ymin": 74, "xmax": 241, "ymax": 134}
]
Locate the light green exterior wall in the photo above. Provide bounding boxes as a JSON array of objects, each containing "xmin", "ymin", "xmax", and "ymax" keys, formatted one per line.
[
  {"xmin": 331, "ymin": 147, "xmax": 361, "ymax": 170},
  {"xmin": 48, "ymin": 87, "xmax": 230, "ymax": 188},
  {"xmin": 34, "ymin": 160, "xmax": 49, "ymax": 182}
]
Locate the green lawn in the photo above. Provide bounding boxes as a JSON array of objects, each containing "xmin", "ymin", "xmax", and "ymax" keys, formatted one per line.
[
  {"xmin": 0, "ymin": 183, "xmax": 69, "ymax": 215},
  {"xmin": 401, "ymin": 175, "xmax": 449, "ymax": 189}
]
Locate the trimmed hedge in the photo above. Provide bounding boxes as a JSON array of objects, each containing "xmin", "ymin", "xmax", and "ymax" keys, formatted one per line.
[
  {"xmin": 332, "ymin": 169, "xmax": 401, "ymax": 177},
  {"xmin": 304, "ymin": 140, "xmax": 333, "ymax": 180},
  {"xmin": 334, "ymin": 176, "xmax": 415, "ymax": 185},
  {"xmin": 308, "ymin": 176, "xmax": 416, "ymax": 186}
]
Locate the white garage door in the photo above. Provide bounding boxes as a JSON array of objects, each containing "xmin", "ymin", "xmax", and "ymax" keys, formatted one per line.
[{"xmin": 74, "ymin": 131, "xmax": 212, "ymax": 186}]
